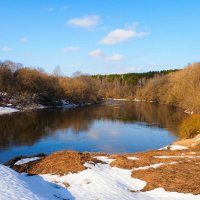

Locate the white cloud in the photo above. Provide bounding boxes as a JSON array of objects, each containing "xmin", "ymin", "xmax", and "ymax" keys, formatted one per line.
[
  {"xmin": 89, "ymin": 49, "xmax": 124, "ymax": 62},
  {"xmin": 100, "ymin": 28, "xmax": 149, "ymax": 45},
  {"xmin": 2, "ymin": 47, "xmax": 13, "ymax": 52},
  {"xmin": 106, "ymin": 53, "xmax": 124, "ymax": 61},
  {"xmin": 89, "ymin": 49, "xmax": 104, "ymax": 58},
  {"xmin": 20, "ymin": 37, "xmax": 28, "ymax": 43},
  {"xmin": 67, "ymin": 15, "xmax": 100, "ymax": 28}
]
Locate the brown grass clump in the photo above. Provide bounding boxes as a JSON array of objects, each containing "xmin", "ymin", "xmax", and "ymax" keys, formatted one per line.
[
  {"xmin": 110, "ymin": 155, "xmax": 136, "ymax": 169},
  {"xmin": 132, "ymin": 161, "xmax": 200, "ymax": 195},
  {"xmin": 29, "ymin": 150, "xmax": 99, "ymax": 175},
  {"xmin": 11, "ymin": 150, "xmax": 101, "ymax": 175}
]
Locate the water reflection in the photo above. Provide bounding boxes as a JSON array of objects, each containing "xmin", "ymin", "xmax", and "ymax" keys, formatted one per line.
[{"xmin": 0, "ymin": 101, "xmax": 186, "ymax": 162}]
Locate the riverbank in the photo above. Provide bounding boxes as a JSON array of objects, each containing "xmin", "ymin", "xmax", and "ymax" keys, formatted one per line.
[
  {"xmin": 2, "ymin": 135, "xmax": 200, "ymax": 200},
  {"xmin": 0, "ymin": 101, "xmax": 93, "ymax": 115}
]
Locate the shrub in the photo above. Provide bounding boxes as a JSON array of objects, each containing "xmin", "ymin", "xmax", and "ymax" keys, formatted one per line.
[{"xmin": 179, "ymin": 115, "xmax": 200, "ymax": 138}]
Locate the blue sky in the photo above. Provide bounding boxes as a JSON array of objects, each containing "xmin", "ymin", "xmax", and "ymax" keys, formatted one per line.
[{"xmin": 0, "ymin": 0, "xmax": 200, "ymax": 75}]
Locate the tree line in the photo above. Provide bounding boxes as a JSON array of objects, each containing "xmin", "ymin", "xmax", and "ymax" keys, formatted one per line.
[
  {"xmin": 1, "ymin": 60, "xmax": 200, "ymax": 113},
  {"xmin": 92, "ymin": 70, "xmax": 177, "ymax": 99},
  {"xmin": 0, "ymin": 61, "xmax": 99, "ymax": 106},
  {"xmin": 135, "ymin": 63, "xmax": 200, "ymax": 113}
]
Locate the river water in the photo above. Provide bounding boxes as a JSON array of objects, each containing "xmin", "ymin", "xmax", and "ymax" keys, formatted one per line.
[{"xmin": 0, "ymin": 101, "xmax": 186, "ymax": 163}]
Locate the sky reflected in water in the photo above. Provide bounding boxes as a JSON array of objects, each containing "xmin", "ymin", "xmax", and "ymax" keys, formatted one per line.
[{"xmin": 0, "ymin": 101, "xmax": 186, "ymax": 163}]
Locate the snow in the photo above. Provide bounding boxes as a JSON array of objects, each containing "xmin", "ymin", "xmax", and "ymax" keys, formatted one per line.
[
  {"xmin": 144, "ymin": 188, "xmax": 200, "ymax": 200},
  {"xmin": 14, "ymin": 157, "xmax": 43, "ymax": 165},
  {"xmin": 0, "ymin": 107, "xmax": 19, "ymax": 115},
  {"xmin": 95, "ymin": 156, "xmax": 115, "ymax": 164},
  {"xmin": 61, "ymin": 100, "xmax": 78, "ymax": 109},
  {"xmin": 133, "ymin": 163, "xmax": 165, "ymax": 170},
  {"xmin": 133, "ymin": 162, "xmax": 178, "ymax": 171},
  {"xmin": 42, "ymin": 162, "xmax": 147, "ymax": 200},
  {"xmin": 170, "ymin": 145, "xmax": 188, "ymax": 150},
  {"xmin": 127, "ymin": 156, "xmax": 139, "ymax": 160},
  {"xmin": 159, "ymin": 146, "xmax": 169, "ymax": 150},
  {"xmin": 0, "ymin": 164, "xmax": 73, "ymax": 200},
  {"xmin": 1, "ymin": 161, "xmax": 200, "ymax": 200},
  {"xmin": 154, "ymin": 155, "xmax": 200, "ymax": 159}
]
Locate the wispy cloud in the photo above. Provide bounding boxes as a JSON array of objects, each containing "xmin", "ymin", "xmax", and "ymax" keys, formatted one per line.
[
  {"xmin": 89, "ymin": 49, "xmax": 104, "ymax": 58},
  {"xmin": 106, "ymin": 53, "xmax": 124, "ymax": 61},
  {"xmin": 67, "ymin": 15, "xmax": 100, "ymax": 28},
  {"xmin": 2, "ymin": 47, "xmax": 13, "ymax": 52},
  {"xmin": 63, "ymin": 46, "xmax": 80, "ymax": 52},
  {"xmin": 20, "ymin": 37, "xmax": 28, "ymax": 43},
  {"xmin": 100, "ymin": 28, "xmax": 149, "ymax": 45},
  {"xmin": 89, "ymin": 49, "xmax": 124, "ymax": 62}
]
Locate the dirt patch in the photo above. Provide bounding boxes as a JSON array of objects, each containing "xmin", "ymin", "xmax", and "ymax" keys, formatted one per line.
[
  {"xmin": 9, "ymin": 150, "xmax": 102, "ymax": 175},
  {"xmin": 132, "ymin": 160, "xmax": 200, "ymax": 195}
]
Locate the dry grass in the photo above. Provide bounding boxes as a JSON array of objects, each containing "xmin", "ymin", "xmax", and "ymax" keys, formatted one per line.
[
  {"xmin": 179, "ymin": 115, "xmax": 200, "ymax": 138},
  {"xmin": 11, "ymin": 150, "xmax": 102, "ymax": 175},
  {"xmin": 133, "ymin": 161, "xmax": 200, "ymax": 195},
  {"xmin": 109, "ymin": 146, "xmax": 200, "ymax": 195}
]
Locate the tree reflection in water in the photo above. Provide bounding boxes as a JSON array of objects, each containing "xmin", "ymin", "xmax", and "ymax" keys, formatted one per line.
[{"xmin": 0, "ymin": 101, "xmax": 186, "ymax": 162}]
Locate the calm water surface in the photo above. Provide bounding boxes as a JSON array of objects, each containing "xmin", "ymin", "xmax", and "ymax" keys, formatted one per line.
[{"xmin": 0, "ymin": 101, "xmax": 186, "ymax": 163}]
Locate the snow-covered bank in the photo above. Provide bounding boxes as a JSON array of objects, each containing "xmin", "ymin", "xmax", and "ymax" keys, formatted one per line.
[
  {"xmin": 0, "ymin": 107, "xmax": 19, "ymax": 115},
  {"xmin": 1, "ymin": 160, "xmax": 200, "ymax": 200},
  {"xmin": 0, "ymin": 101, "xmax": 83, "ymax": 116},
  {"xmin": 0, "ymin": 164, "xmax": 73, "ymax": 200},
  {"xmin": 2, "ymin": 135, "xmax": 200, "ymax": 200}
]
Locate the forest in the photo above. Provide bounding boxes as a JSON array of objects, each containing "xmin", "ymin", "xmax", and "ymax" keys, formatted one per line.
[
  {"xmin": 136, "ymin": 62, "xmax": 200, "ymax": 113},
  {"xmin": 1, "ymin": 60, "xmax": 200, "ymax": 113}
]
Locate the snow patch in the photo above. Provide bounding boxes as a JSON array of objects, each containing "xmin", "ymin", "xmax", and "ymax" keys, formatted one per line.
[
  {"xmin": 95, "ymin": 156, "xmax": 115, "ymax": 164},
  {"xmin": 15, "ymin": 157, "xmax": 43, "ymax": 165},
  {"xmin": 159, "ymin": 146, "xmax": 169, "ymax": 150},
  {"xmin": 42, "ymin": 162, "xmax": 147, "ymax": 199},
  {"xmin": 144, "ymin": 188, "xmax": 200, "ymax": 200},
  {"xmin": 61, "ymin": 100, "xmax": 78, "ymax": 109},
  {"xmin": 0, "ymin": 107, "xmax": 19, "ymax": 115},
  {"xmin": 133, "ymin": 162, "xmax": 178, "ymax": 171},
  {"xmin": 0, "ymin": 164, "xmax": 73, "ymax": 200},
  {"xmin": 170, "ymin": 145, "xmax": 188, "ymax": 150},
  {"xmin": 133, "ymin": 163, "xmax": 165, "ymax": 171},
  {"xmin": 127, "ymin": 156, "xmax": 139, "ymax": 161},
  {"xmin": 154, "ymin": 155, "xmax": 200, "ymax": 159}
]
